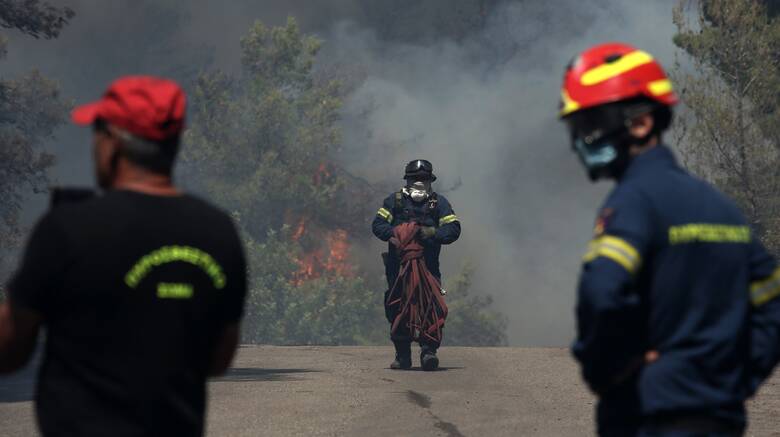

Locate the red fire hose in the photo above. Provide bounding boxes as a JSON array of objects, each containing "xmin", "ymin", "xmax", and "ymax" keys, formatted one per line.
[{"xmin": 386, "ymin": 222, "xmax": 448, "ymax": 344}]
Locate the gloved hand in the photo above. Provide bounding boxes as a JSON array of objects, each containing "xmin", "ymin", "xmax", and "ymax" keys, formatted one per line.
[{"xmin": 419, "ymin": 226, "xmax": 437, "ymax": 240}]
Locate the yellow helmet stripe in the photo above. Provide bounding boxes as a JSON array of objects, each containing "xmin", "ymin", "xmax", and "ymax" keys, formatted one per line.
[
  {"xmin": 560, "ymin": 89, "xmax": 581, "ymax": 116},
  {"xmin": 580, "ymin": 50, "xmax": 655, "ymax": 86},
  {"xmin": 648, "ymin": 79, "xmax": 673, "ymax": 96}
]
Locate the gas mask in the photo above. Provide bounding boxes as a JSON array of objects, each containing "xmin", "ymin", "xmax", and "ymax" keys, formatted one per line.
[
  {"xmin": 572, "ymin": 130, "xmax": 630, "ymax": 181},
  {"xmin": 404, "ymin": 180, "xmax": 432, "ymax": 203},
  {"xmin": 566, "ymin": 102, "xmax": 642, "ymax": 181}
]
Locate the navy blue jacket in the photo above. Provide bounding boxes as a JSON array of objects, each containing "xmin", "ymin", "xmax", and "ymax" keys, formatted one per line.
[
  {"xmin": 573, "ymin": 145, "xmax": 780, "ymax": 428},
  {"xmin": 372, "ymin": 192, "xmax": 461, "ymax": 284}
]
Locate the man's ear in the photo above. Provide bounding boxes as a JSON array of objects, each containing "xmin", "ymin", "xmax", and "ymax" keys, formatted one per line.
[{"xmin": 627, "ymin": 113, "xmax": 655, "ymax": 139}]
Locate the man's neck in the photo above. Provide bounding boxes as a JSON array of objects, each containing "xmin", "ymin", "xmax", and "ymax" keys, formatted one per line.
[
  {"xmin": 110, "ymin": 162, "xmax": 180, "ymax": 196},
  {"xmin": 628, "ymin": 136, "xmax": 660, "ymax": 157}
]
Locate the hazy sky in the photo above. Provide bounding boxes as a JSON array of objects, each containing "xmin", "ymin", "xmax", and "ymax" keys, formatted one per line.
[{"xmin": 3, "ymin": 0, "xmax": 681, "ymax": 345}]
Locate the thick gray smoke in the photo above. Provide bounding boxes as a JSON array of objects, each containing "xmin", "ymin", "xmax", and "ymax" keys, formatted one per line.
[
  {"xmin": 326, "ymin": 0, "xmax": 679, "ymax": 345},
  {"xmin": 5, "ymin": 0, "xmax": 679, "ymax": 345}
]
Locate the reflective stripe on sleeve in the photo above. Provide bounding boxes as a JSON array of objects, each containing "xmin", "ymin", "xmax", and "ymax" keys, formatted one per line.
[
  {"xmin": 751, "ymin": 267, "xmax": 780, "ymax": 307},
  {"xmin": 439, "ymin": 214, "xmax": 459, "ymax": 226},
  {"xmin": 377, "ymin": 207, "xmax": 393, "ymax": 223},
  {"xmin": 583, "ymin": 235, "xmax": 642, "ymax": 274}
]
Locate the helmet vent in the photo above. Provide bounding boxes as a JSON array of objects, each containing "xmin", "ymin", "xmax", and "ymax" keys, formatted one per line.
[{"xmin": 605, "ymin": 54, "xmax": 623, "ymax": 63}]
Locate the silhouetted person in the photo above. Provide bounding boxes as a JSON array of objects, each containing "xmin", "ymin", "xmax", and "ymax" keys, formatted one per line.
[{"xmin": 0, "ymin": 76, "xmax": 247, "ymax": 436}]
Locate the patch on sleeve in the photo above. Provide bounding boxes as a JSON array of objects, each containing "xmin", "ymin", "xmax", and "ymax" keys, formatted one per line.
[{"xmin": 593, "ymin": 208, "xmax": 614, "ymax": 236}]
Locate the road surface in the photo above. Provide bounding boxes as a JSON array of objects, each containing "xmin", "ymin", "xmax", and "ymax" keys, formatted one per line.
[{"xmin": 1, "ymin": 346, "xmax": 779, "ymax": 436}]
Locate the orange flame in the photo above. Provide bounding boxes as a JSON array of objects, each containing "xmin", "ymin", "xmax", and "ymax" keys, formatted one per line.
[
  {"xmin": 313, "ymin": 162, "xmax": 332, "ymax": 186},
  {"xmin": 291, "ymin": 216, "xmax": 307, "ymax": 241},
  {"xmin": 291, "ymin": 249, "xmax": 324, "ymax": 286},
  {"xmin": 290, "ymin": 228, "xmax": 354, "ymax": 286},
  {"xmin": 324, "ymin": 229, "xmax": 353, "ymax": 277},
  {"xmin": 288, "ymin": 161, "xmax": 354, "ymax": 285}
]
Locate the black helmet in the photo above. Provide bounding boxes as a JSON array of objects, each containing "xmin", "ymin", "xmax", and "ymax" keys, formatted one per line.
[{"xmin": 404, "ymin": 159, "xmax": 437, "ymax": 181}]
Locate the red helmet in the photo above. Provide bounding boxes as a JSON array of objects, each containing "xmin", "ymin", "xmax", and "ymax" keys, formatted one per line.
[{"xmin": 559, "ymin": 42, "xmax": 677, "ymax": 118}]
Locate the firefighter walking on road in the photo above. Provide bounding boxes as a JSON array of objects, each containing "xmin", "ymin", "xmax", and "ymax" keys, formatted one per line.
[
  {"xmin": 560, "ymin": 43, "xmax": 780, "ymax": 436},
  {"xmin": 372, "ymin": 160, "xmax": 461, "ymax": 371}
]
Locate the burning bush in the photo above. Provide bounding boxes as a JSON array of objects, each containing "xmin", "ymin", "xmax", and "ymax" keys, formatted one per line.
[{"xmin": 241, "ymin": 228, "xmax": 385, "ymax": 345}]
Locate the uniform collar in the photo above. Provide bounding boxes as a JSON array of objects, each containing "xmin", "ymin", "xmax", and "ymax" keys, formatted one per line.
[{"xmin": 620, "ymin": 144, "xmax": 679, "ymax": 181}]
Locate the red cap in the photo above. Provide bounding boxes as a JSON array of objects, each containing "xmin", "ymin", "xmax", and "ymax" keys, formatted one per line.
[
  {"xmin": 72, "ymin": 76, "xmax": 186, "ymax": 141},
  {"xmin": 559, "ymin": 42, "xmax": 678, "ymax": 118}
]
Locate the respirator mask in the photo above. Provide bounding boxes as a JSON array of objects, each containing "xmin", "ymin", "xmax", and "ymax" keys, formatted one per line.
[
  {"xmin": 566, "ymin": 102, "xmax": 644, "ymax": 181},
  {"xmin": 404, "ymin": 180, "xmax": 432, "ymax": 203},
  {"xmin": 570, "ymin": 127, "xmax": 630, "ymax": 181}
]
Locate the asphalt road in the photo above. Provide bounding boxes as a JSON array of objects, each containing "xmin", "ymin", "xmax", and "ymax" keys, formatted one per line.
[{"xmin": 1, "ymin": 346, "xmax": 779, "ymax": 436}]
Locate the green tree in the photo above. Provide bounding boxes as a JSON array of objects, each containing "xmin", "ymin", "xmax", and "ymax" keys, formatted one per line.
[
  {"xmin": 183, "ymin": 17, "xmax": 345, "ymax": 238},
  {"xmin": 0, "ymin": 0, "xmax": 73, "ymax": 40},
  {"xmin": 0, "ymin": 2, "xmax": 73, "ymax": 297},
  {"xmin": 183, "ymin": 18, "xmax": 386, "ymax": 345},
  {"xmin": 673, "ymin": 0, "xmax": 780, "ymax": 254},
  {"xmin": 240, "ymin": 228, "xmax": 385, "ymax": 345}
]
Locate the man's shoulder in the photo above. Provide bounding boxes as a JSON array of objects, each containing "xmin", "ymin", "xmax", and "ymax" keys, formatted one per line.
[
  {"xmin": 49, "ymin": 190, "xmax": 235, "ymax": 234},
  {"xmin": 44, "ymin": 189, "xmax": 104, "ymax": 225},
  {"xmin": 179, "ymin": 193, "xmax": 231, "ymax": 217},
  {"xmin": 610, "ymin": 164, "xmax": 745, "ymax": 224},
  {"xmin": 171, "ymin": 194, "xmax": 239, "ymax": 234},
  {"xmin": 599, "ymin": 180, "xmax": 653, "ymax": 222},
  {"xmin": 382, "ymin": 191, "xmax": 402, "ymax": 205},
  {"xmin": 434, "ymin": 193, "xmax": 451, "ymax": 204},
  {"xmin": 607, "ymin": 180, "xmax": 647, "ymax": 204},
  {"xmin": 610, "ymin": 162, "xmax": 694, "ymax": 207}
]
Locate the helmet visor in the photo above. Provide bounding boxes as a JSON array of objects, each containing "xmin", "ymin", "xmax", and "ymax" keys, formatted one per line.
[
  {"xmin": 404, "ymin": 159, "xmax": 434, "ymax": 180},
  {"xmin": 565, "ymin": 103, "xmax": 627, "ymax": 145}
]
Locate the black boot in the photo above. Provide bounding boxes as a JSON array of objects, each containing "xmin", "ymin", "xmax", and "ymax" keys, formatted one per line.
[
  {"xmin": 420, "ymin": 344, "xmax": 439, "ymax": 371},
  {"xmin": 390, "ymin": 341, "xmax": 412, "ymax": 370}
]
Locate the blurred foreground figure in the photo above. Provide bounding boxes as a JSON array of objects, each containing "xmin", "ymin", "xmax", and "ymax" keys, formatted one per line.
[
  {"xmin": 372, "ymin": 160, "xmax": 461, "ymax": 371},
  {"xmin": 0, "ymin": 76, "xmax": 247, "ymax": 436},
  {"xmin": 560, "ymin": 43, "xmax": 780, "ymax": 437}
]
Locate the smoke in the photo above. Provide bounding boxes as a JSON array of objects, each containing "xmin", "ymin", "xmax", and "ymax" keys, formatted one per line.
[
  {"xmin": 4, "ymin": 0, "xmax": 679, "ymax": 345},
  {"xmin": 325, "ymin": 0, "xmax": 679, "ymax": 345}
]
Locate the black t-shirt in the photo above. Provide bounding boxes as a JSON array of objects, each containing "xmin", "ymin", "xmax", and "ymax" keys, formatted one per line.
[{"xmin": 8, "ymin": 190, "xmax": 247, "ymax": 437}]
